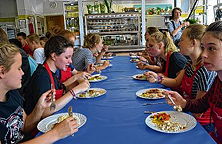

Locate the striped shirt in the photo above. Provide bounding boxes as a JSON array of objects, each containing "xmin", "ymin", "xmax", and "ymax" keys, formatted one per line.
[
  {"xmin": 184, "ymin": 59, "xmax": 217, "ymax": 98},
  {"xmin": 72, "ymin": 48, "xmax": 96, "ymax": 71}
]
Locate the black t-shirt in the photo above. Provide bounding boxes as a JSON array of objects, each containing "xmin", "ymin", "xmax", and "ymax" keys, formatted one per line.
[
  {"xmin": 168, "ymin": 52, "xmax": 187, "ymax": 78},
  {"xmin": 23, "ymin": 64, "xmax": 64, "ymax": 115},
  {"xmin": 18, "ymin": 48, "xmax": 31, "ymax": 96},
  {"xmin": 0, "ymin": 90, "xmax": 24, "ymax": 144}
]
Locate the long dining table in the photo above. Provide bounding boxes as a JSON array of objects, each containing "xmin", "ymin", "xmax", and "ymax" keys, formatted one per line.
[{"xmin": 39, "ymin": 56, "xmax": 216, "ymax": 144}]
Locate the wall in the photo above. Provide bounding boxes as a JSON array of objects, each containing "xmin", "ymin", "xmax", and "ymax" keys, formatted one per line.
[
  {"xmin": 43, "ymin": 0, "xmax": 64, "ymax": 16},
  {"xmin": 0, "ymin": 0, "xmax": 17, "ymax": 18}
]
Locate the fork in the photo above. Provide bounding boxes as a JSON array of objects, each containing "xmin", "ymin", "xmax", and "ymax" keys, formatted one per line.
[
  {"xmin": 50, "ymin": 84, "xmax": 56, "ymax": 111},
  {"xmin": 68, "ymin": 106, "xmax": 76, "ymax": 136},
  {"xmin": 142, "ymin": 102, "xmax": 166, "ymax": 106},
  {"xmin": 165, "ymin": 93, "xmax": 182, "ymax": 112}
]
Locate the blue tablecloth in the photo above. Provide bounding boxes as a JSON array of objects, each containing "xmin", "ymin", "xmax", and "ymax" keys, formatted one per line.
[{"xmin": 42, "ymin": 56, "xmax": 216, "ymax": 144}]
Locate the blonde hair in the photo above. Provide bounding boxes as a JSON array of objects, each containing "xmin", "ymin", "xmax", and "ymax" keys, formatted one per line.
[
  {"xmin": 83, "ymin": 33, "xmax": 101, "ymax": 49},
  {"xmin": 27, "ymin": 34, "xmax": 40, "ymax": 43},
  {"xmin": 150, "ymin": 31, "xmax": 178, "ymax": 54},
  {"xmin": 185, "ymin": 24, "xmax": 206, "ymax": 40},
  {"xmin": 60, "ymin": 30, "xmax": 75, "ymax": 38},
  {"xmin": 0, "ymin": 44, "xmax": 20, "ymax": 72},
  {"xmin": 0, "ymin": 28, "xmax": 9, "ymax": 43},
  {"xmin": 146, "ymin": 27, "xmax": 159, "ymax": 35}
]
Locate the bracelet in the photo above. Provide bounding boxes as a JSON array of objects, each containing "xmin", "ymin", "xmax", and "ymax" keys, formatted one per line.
[
  {"xmin": 156, "ymin": 76, "xmax": 163, "ymax": 83},
  {"xmin": 69, "ymin": 89, "xmax": 77, "ymax": 99}
]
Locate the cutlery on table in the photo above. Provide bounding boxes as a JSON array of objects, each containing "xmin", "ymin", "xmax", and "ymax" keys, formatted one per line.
[{"xmin": 142, "ymin": 102, "xmax": 166, "ymax": 106}]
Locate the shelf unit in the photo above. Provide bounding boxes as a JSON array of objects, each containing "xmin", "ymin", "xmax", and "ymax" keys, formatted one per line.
[
  {"xmin": 84, "ymin": 12, "xmax": 141, "ymax": 49},
  {"xmin": 64, "ymin": 3, "xmax": 79, "ymax": 32}
]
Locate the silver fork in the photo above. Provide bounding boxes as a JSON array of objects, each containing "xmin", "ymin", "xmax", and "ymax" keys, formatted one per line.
[
  {"xmin": 68, "ymin": 106, "xmax": 76, "ymax": 136},
  {"xmin": 50, "ymin": 84, "xmax": 56, "ymax": 111}
]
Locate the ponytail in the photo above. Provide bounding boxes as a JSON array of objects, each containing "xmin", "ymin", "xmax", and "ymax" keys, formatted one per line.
[
  {"xmin": 150, "ymin": 31, "xmax": 178, "ymax": 54},
  {"xmin": 163, "ymin": 32, "xmax": 178, "ymax": 54}
]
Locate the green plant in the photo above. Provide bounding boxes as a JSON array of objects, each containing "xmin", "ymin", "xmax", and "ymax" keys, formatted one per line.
[
  {"xmin": 187, "ymin": 18, "xmax": 199, "ymax": 24},
  {"xmin": 104, "ymin": 0, "xmax": 112, "ymax": 13}
]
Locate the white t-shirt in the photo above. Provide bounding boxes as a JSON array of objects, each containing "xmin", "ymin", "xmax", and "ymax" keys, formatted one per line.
[{"xmin": 33, "ymin": 47, "xmax": 45, "ymax": 64}]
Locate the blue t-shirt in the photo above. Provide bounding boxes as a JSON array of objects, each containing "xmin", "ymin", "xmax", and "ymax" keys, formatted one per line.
[{"xmin": 167, "ymin": 20, "xmax": 183, "ymax": 43}]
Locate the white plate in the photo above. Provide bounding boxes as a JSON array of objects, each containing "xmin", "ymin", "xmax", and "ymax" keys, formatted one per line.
[
  {"xmin": 88, "ymin": 75, "xmax": 107, "ymax": 82},
  {"xmin": 145, "ymin": 111, "xmax": 197, "ymax": 133},
  {"xmin": 136, "ymin": 88, "xmax": 167, "ymax": 99},
  {"xmin": 37, "ymin": 113, "xmax": 87, "ymax": 133},
  {"xmin": 76, "ymin": 88, "xmax": 107, "ymax": 98},
  {"xmin": 101, "ymin": 60, "xmax": 111, "ymax": 63},
  {"xmin": 132, "ymin": 74, "xmax": 147, "ymax": 80},
  {"xmin": 102, "ymin": 56, "xmax": 113, "ymax": 60},
  {"xmin": 130, "ymin": 55, "xmax": 139, "ymax": 58}
]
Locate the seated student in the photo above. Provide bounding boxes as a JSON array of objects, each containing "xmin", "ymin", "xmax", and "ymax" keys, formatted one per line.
[
  {"xmin": 0, "ymin": 44, "xmax": 78, "ymax": 144},
  {"xmin": 165, "ymin": 20, "xmax": 222, "ymax": 144},
  {"xmin": 131, "ymin": 27, "xmax": 159, "ymax": 64},
  {"xmin": 72, "ymin": 33, "xmax": 109, "ymax": 73},
  {"xmin": 137, "ymin": 27, "xmax": 165, "ymax": 72},
  {"xmin": 27, "ymin": 34, "xmax": 45, "ymax": 64},
  {"xmin": 159, "ymin": 24, "xmax": 216, "ymax": 128},
  {"xmin": 24, "ymin": 36, "xmax": 90, "ymax": 115},
  {"xmin": 17, "ymin": 32, "xmax": 33, "ymax": 56},
  {"xmin": 9, "ymin": 39, "xmax": 32, "ymax": 95},
  {"xmin": 57, "ymin": 30, "xmax": 90, "ymax": 83},
  {"xmin": 144, "ymin": 31, "xmax": 187, "ymax": 80},
  {"xmin": 138, "ymin": 27, "xmax": 160, "ymax": 64},
  {"xmin": 39, "ymin": 36, "xmax": 48, "ymax": 48}
]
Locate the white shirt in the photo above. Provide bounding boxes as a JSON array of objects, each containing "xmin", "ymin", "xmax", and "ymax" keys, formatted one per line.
[{"xmin": 33, "ymin": 47, "xmax": 45, "ymax": 64}]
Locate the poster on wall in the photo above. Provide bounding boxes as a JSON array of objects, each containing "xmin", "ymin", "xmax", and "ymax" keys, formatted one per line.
[{"xmin": 18, "ymin": 19, "xmax": 26, "ymax": 29}]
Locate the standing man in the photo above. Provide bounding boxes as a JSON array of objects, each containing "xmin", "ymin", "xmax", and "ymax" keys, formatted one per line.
[{"xmin": 167, "ymin": 7, "xmax": 190, "ymax": 46}]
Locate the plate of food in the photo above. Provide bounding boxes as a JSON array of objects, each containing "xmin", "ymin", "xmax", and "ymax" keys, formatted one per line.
[
  {"xmin": 77, "ymin": 88, "xmax": 107, "ymax": 98},
  {"xmin": 145, "ymin": 111, "xmax": 196, "ymax": 133},
  {"xmin": 130, "ymin": 55, "xmax": 139, "ymax": 59},
  {"xmin": 88, "ymin": 75, "xmax": 107, "ymax": 82},
  {"xmin": 130, "ymin": 58, "xmax": 140, "ymax": 63},
  {"xmin": 37, "ymin": 113, "xmax": 87, "ymax": 133},
  {"xmin": 132, "ymin": 74, "xmax": 147, "ymax": 80},
  {"xmin": 136, "ymin": 88, "xmax": 167, "ymax": 99},
  {"xmin": 100, "ymin": 60, "xmax": 111, "ymax": 63},
  {"xmin": 102, "ymin": 56, "xmax": 113, "ymax": 60}
]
